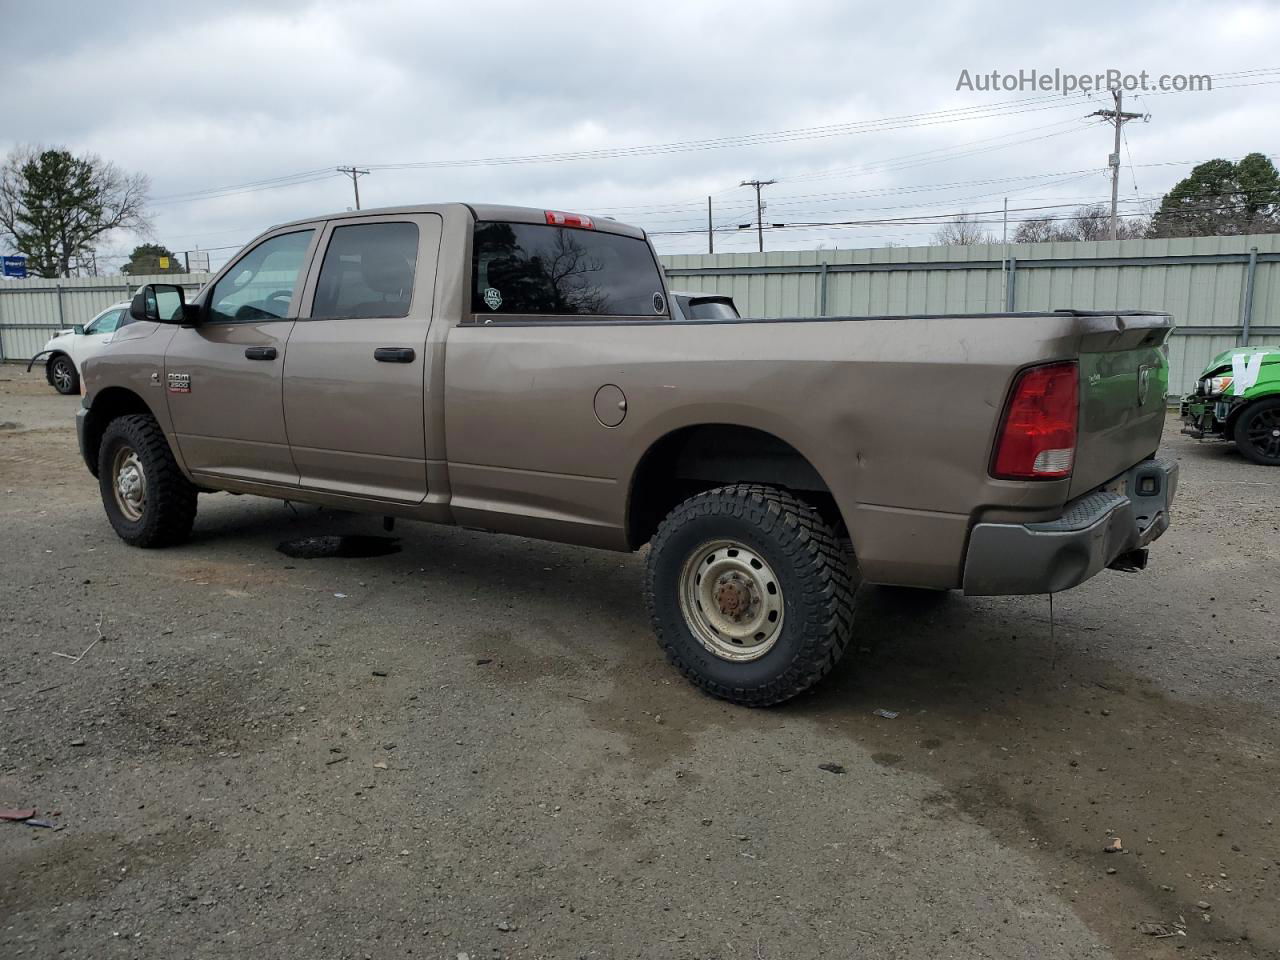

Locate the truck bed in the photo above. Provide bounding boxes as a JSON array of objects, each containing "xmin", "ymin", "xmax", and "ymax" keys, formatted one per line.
[{"xmin": 443, "ymin": 308, "xmax": 1172, "ymax": 587}]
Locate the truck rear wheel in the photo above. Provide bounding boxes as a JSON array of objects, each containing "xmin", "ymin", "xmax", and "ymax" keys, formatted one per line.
[
  {"xmin": 98, "ymin": 414, "xmax": 198, "ymax": 547},
  {"xmin": 1233, "ymin": 397, "xmax": 1280, "ymax": 466},
  {"xmin": 645, "ymin": 484, "xmax": 858, "ymax": 706}
]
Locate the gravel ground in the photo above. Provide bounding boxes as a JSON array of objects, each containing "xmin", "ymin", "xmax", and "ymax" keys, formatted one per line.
[{"xmin": 1, "ymin": 366, "xmax": 1277, "ymax": 960}]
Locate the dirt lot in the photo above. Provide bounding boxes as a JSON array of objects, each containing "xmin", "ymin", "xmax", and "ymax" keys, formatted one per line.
[{"xmin": 1, "ymin": 366, "xmax": 1277, "ymax": 960}]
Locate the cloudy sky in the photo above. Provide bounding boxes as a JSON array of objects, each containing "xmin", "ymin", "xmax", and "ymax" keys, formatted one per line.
[{"xmin": 4, "ymin": 0, "xmax": 1278, "ymax": 270}]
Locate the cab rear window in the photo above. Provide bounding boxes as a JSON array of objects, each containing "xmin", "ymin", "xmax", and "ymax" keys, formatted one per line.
[{"xmin": 471, "ymin": 221, "xmax": 667, "ymax": 318}]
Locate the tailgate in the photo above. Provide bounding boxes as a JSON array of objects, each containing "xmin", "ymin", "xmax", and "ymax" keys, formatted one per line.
[{"xmin": 1069, "ymin": 312, "xmax": 1173, "ymax": 498}]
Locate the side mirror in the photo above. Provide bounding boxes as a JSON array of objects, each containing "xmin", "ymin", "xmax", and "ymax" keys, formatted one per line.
[
  {"xmin": 72, "ymin": 324, "xmax": 86, "ymax": 335},
  {"xmin": 130, "ymin": 283, "xmax": 193, "ymax": 325}
]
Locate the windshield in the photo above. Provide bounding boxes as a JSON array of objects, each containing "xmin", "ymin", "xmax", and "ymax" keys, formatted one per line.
[{"xmin": 687, "ymin": 298, "xmax": 739, "ymax": 320}]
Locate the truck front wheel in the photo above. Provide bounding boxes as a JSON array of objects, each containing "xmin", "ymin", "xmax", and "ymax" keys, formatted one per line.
[
  {"xmin": 1233, "ymin": 397, "xmax": 1280, "ymax": 466},
  {"xmin": 645, "ymin": 484, "xmax": 858, "ymax": 706},
  {"xmin": 98, "ymin": 414, "xmax": 198, "ymax": 547}
]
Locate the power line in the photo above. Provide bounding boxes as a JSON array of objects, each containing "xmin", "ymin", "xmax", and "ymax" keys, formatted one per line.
[
  {"xmin": 357, "ymin": 71, "xmax": 1280, "ymax": 173},
  {"xmin": 693, "ymin": 179, "xmax": 1279, "ymax": 238},
  {"xmin": 636, "ymin": 153, "xmax": 1276, "ymax": 231},
  {"xmin": 356, "ymin": 70, "xmax": 1278, "ymax": 176},
  {"xmin": 154, "ymin": 155, "xmax": 1269, "ymax": 257},
  {"xmin": 635, "ymin": 171, "xmax": 1105, "ymax": 234},
  {"xmin": 1122, "ymin": 125, "xmax": 1140, "ymax": 194},
  {"xmin": 152, "ymin": 169, "xmax": 341, "ymax": 205},
  {"xmin": 767, "ymin": 117, "xmax": 1096, "ymax": 187},
  {"xmin": 359, "ymin": 93, "xmax": 1101, "ymax": 172},
  {"xmin": 141, "ymin": 68, "xmax": 1278, "ymax": 213},
  {"xmin": 650, "ymin": 198, "xmax": 1147, "ymax": 237},
  {"xmin": 591, "ymin": 117, "xmax": 1094, "ymax": 218}
]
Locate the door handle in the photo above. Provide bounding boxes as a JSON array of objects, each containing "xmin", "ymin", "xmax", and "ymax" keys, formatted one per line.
[
  {"xmin": 374, "ymin": 347, "xmax": 416, "ymax": 363},
  {"xmin": 244, "ymin": 346, "xmax": 277, "ymax": 361}
]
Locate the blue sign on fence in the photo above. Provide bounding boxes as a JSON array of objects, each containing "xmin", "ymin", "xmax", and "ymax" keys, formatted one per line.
[{"xmin": 2, "ymin": 255, "xmax": 27, "ymax": 278}]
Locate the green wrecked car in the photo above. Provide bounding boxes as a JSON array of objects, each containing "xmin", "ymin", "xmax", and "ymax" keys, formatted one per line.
[{"xmin": 1181, "ymin": 344, "xmax": 1280, "ymax": 464}]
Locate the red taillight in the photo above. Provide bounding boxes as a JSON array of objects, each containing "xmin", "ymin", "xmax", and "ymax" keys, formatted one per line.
[
  {"xmin": 545, "ymin": 210, "xmax": 594, "ymax": 229},
  {"xmin": 991, "ymin": 361, "xmax": 1079, "ymax": 480}
]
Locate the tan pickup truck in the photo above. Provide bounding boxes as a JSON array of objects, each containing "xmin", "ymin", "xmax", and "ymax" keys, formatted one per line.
[{"xmin": 77, "ymin": 203, "xmax": 1177, "ymax": 705}]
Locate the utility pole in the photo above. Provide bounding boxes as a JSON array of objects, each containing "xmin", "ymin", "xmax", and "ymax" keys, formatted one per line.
[
  {"xmin": 740, "ymin": 179, "xmax": 776, "ymax": 252},
  {"xmin": 336, "ymin": 166, "xmax": 370, "ymax": 210},
  {"xmin": 1089, "ymin": 90, "xmax": 1144, "ymax": 240},
  {"xmin": 1001, "ymin": 196, "xmax": 1009, "ymax": 307},
  {"xmin": 707, "ymin": 196, "xmax": 714, "ymax": 254}
]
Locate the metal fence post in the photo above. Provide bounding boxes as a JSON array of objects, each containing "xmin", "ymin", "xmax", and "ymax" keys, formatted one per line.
[
  {"xmin": 819, "ymin": 261, "xmax": 829, "ymax": 316},
  {"xmin": 1239, "ymin": 246, "xmax": 1258, "ymax": 345},
  {"xmin": 55, "ymin": 283, "xmax": 65, "ymax": 328},
  {"xmin": 1005, "ymin": 256, "xmax": 1017, "ymax": 311}
]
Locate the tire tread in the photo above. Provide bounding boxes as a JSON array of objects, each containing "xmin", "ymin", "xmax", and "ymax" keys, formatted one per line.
[
  {"xmin": 98, "ymin": 414, "xmax": 197, "ymax": 547},
  {"xmin": 644, "ymin": 484, "xmax": 858, "ymax": 706},
  {"xmin": 1232, "ymin": 397, "xmax": 1280, "ymax": 466}
]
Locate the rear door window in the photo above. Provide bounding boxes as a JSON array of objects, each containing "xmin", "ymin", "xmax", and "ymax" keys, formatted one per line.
[
  {"xmin": 311, "ymin": 222, "xmax": 419, "ymax": 319},
  {"xmin": 471, "ymin": 221, "xmax": 667, "ymax": 318}
]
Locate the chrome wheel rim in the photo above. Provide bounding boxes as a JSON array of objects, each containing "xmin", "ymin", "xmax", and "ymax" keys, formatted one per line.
[
  {"xmin": 53, "ymin": 360, "xmax": 73, "ymax": 392},
  {"xmin": 111, "ymin": 445, "xmax": 146, "ymax": 522},
  {"xmin": 678, "ymin": 539, "xmax": 785, "ymax": 662}
]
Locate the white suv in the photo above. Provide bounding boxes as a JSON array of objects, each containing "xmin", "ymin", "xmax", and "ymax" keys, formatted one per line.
[{"xmin": 37, "ymin": 302, "xmax": 131, "ymax": 395}]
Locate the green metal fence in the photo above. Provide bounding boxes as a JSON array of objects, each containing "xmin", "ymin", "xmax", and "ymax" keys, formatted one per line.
[
  {"xmin": 662, "ymin": 233, "xmax": 1280, "ymax": 395},
  {"xmin": 0, "ymin": 274, "xmax": 212, "ymax": 362}
]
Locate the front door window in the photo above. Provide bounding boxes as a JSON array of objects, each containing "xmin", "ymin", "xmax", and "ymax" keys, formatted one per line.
[{"xmin": 207, "ymin": 230, "xmax": 314, "ymax": 323}]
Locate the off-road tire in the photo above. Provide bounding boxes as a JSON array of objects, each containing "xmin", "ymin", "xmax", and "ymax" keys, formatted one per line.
[
  {"xmin": 98, "ymin": 414, "xmax": 198, "ymax": 547},
  {"xmin": 1232, "ymin": 397, "xmax": 1280, "ymax": 466},
  {"xmin": 49, "ymin": 355, "xmax": 79, "ymax": 395},
  {"xmin": 645, "ymin": 484, "xmax": 858, "ymax": 707}
]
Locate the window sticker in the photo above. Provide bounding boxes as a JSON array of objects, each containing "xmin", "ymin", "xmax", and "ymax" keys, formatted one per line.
[{"xmin": 483, "ymin": 287, "xmax": 503, "ymax": 311}]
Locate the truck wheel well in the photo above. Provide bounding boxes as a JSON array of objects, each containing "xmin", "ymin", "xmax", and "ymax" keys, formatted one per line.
[
  {"xmin": 626, "ymin": 424, "xmax": 845, "ymax": 548},
  {"xmin": 83, "ymin": 387, "xmax": 154, "ymax": 478}
]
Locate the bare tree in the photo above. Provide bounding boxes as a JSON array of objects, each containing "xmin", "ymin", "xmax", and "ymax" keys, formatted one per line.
[
  {"xmin": 1012, "ymin": 217, "xmax": 1056, "ymax": 243},
  {"xmin": 0, "ymin": 145, "xmax": 150, "ymax": 278},
  {"xmin": 1012, "ymin": 204, "xmax": 1148, "ymax": 244},
  {"xmin": 545, "ymin": 228, "xmax": 610, "ymax": 314},
  {"xmin": 1070, "ymin": 204, "xmax": 1113, "ymax": 241},
  {"xmin": 931, "ymin": 212, "xmax": 995, "ymax": 246}
]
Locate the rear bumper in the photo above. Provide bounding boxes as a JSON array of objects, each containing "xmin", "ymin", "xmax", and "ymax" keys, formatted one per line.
[{"xmin": 962, "ymin": 458, "xmax": 1178, "ymax": 596}]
